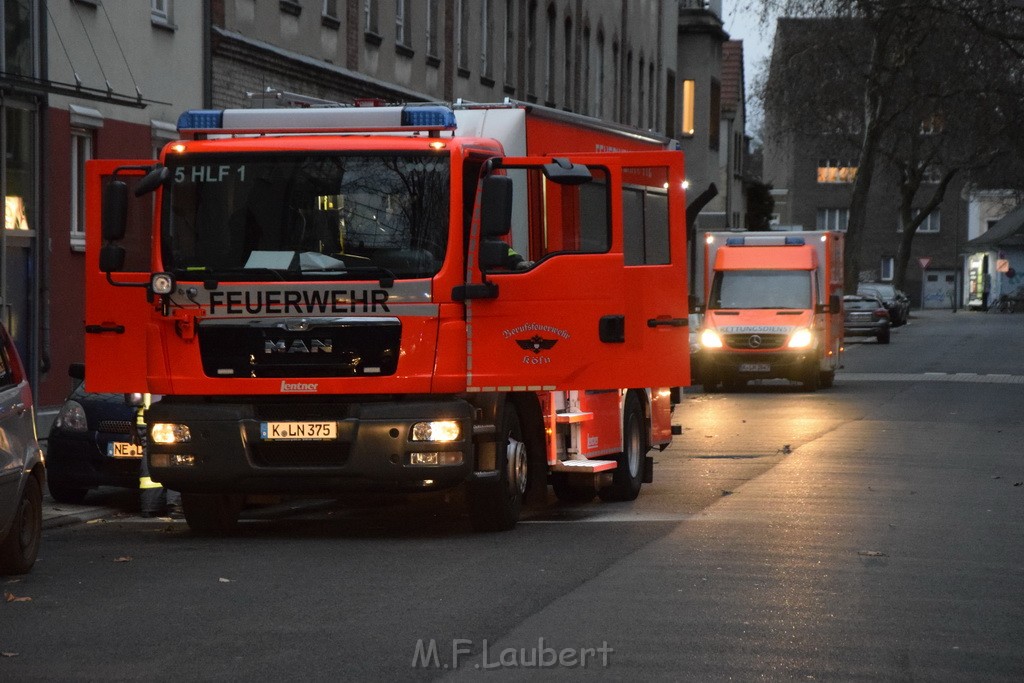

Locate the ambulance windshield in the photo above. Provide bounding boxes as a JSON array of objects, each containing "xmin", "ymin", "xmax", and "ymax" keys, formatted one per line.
[
  {"xmin": 161, "ymin": 152, "xmax": 450, "ymax": 280},
  {"xmin": 709, "ymin": 270, "xmax": 813, "ymax": 310}
]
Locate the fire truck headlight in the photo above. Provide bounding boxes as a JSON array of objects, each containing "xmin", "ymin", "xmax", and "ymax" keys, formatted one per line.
[
  {"xmin": 699, "ymin": 329, "xmax": 724, "ymax": 349},
  {"xmin": 787, "ymin": 328, "xmax": 814, "ymax": 348},
  {"xmin": 411, "ymin": 420, "xmax": 461, "ymax": 442},
  {"xmin": 151, "ymin": 423, "xmax": 192, "ymax": 444},
  {"xmin": 151, "ymin": 272, "xmax": 175, "ymax": 295}
]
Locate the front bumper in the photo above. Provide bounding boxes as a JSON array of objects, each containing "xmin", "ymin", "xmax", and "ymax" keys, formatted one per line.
[
  {"xmin": 45, "ymin": 431, "xmax": 141, "ymax": 490},
  {"xmin": 701, "ymin": 348, "xmax": 816, "ymax": 382},
  {"xmin": 147, "ymin": 397, "xmax": 478, "ymax": 494}
]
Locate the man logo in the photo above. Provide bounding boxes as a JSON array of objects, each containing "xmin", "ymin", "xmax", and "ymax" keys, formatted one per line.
[
  {"xmin": 748, "ymin": 334, "xmax": 763, "ymax": 348},
  {"xmin": 265, "ymin": 338, "xmax": 333, "ymax": 354},
  {"xmin": 516, "ymin": 335, "xmax": 557, "ymax": 354}
]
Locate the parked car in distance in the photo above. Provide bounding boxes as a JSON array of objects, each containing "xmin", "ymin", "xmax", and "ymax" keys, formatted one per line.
[
  {"xmin": 0, "ymin": 322, "xmax": 45, "ymax": 575},
  {"xmin": 844, "ymin": 293, "xmax": 891, "ymax": 344},
  {"xmin": 45, "ymin": 363, "xmax": 142, "ymax": 504},
  {"xmin": 857, "ymin": 283, "xmax": 910, "ymax": 326}
]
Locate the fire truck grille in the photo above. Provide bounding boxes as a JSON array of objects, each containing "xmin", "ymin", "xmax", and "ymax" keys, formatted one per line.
[
  {"xmin": 198, "ymin": 319, "xmax": 401, "ymax": 378},
  {"xmin": 724, "ymin": 333, "xmax": 788, "ymax": 350},
  {"xmin": 250, "ymin": 441, "xmax": 351, "ymax": 468}
]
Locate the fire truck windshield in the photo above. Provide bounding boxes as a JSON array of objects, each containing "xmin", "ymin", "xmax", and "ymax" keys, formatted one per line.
[
  {"xmin": 161, "ymin": 152, "xmax": 450, "ymax": 280},
  {"xmin": 709, "ymin": 270, "xmax": 813, "ymax": 310}
]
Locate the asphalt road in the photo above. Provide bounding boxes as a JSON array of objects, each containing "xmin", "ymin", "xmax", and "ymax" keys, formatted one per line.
[{"xmin": 3, "ymin": 309, "xmax": 1023, "ymax": 680}]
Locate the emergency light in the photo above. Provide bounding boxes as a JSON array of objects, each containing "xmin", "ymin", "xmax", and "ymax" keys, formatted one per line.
[
  {"xmin": 176, "ymin": 104, "xmax": 458, "ymax": 135},
  {"xmin": 724, "ymin": 236, "xmax": 806, "ymax": 246}
]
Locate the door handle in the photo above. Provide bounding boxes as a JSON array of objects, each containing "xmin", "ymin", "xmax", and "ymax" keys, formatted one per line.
[
  {"xmin": 85, "ymin": 324, "xmax": 126, "ymax": 334},
  {"xmin": 647, "ymin": 316, "xmax": 689, "ymax": 328}
]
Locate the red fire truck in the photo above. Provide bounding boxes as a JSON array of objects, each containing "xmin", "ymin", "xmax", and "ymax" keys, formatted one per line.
[{"xmin": 85, "ymin": 100, "xmax": 691, "ymax": 532}]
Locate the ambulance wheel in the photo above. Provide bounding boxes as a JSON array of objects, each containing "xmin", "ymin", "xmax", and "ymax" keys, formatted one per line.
[
  {"xmin": 181, "ymin": 493, "xmax": 243, "ymax": 535},
  {"xmin": 802, "ymin": 362, "xmax": 821, "ymax": 392},
  {"xmin": 469, "ymin": 399, "xmax": 529, "ymax": 531},
  {"xmin": 598, "ymin": 392, "xmax": 646, "ymax": 502},
  {"xmin": 551, "ymin": 473, "xmax": 596, "ymax": 503},
  {"xmin": 0, "ymin": 475, "xmax": 42, "ymax": 575}
]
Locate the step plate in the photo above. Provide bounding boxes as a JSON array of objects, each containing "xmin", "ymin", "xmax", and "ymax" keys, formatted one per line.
[{"xmin": 551, "ymin": 459, "xmax": 618, "ymax": 474}]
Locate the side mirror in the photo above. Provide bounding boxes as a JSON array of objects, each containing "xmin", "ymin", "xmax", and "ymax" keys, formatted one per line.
[
  {"xmin": 68, "ymin": 362, "xmax": 85, "ymax": 381},
  {"xmin": 830, "ymin": 294, "xmax": 841, "ymax": 313},
  {"xmin": 480, "ymin": 175, "xmax": 513, "ymax": 238},
  {"xmin": 100, "ymin": 245, "xmax": 126, "ymax": 273},
  {"xmin": 542, "ymin": 157, "xmax": 593, "ymax": 185},
  {"xmin": 480, "ymin": 240, "xmax": 510, "ymax": 270},
  {"xmin": 102, "ymin": 180, "xmax": 129, "ymax": 241},
  {"xmin": 134, "ymin": 164, "xmax": 171, "ymax": 197},
  {"xmin": 688, "ymin": 295, "xmax": 704, "ymax": 314}
]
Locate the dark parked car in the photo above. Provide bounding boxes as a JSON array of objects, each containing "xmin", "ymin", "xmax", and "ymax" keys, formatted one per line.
[
  {"xmin": 0, "ymin": 322, "xmax": 45, "ymax": 575},
  {"xmin": 857, "ymin": 283, "xmax": 910, "ymax": 326},
  {"xmin": 45, "ymin": 364, "xmax": 142, "ymax": 504},
  {"xmin": 843, "ymin": 293, "xmax": 891, "ymax": 344}
]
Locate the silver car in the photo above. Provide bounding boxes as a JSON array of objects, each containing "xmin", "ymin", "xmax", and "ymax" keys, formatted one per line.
[{"xmin": 0, "ymin": 323, "xmax": 45, "ymax": 575}]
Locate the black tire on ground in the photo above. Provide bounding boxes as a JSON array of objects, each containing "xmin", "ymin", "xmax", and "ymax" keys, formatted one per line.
[
  {"xmin": 181, "ymin": 492, "xmax": 244, "ymax": 535},
  {"xmin": 877, "ymin": 328, "xmax": 891, "ymax": 344},
  {"xmin": 0, "ymin": 475, "xmax": 42, "ymax": 575},
  {"xmin": 468, "ymin": 398, "xmax": 530, "ymax": 532},
  {"xmin": 802, "ymin": 362, "xmax": 821, "ymax": 392},
  {"xmin": 819, "ymin": 370, "xmax": 835, "ymax": 389},
  {"xmin": 551, "ymin": 473, "xmax": 596, "ymax": 503},
  {"xmin": 722, "ymin": 378, "xmax": 745, "ymax": 392},
  {"xmin": 47, "ymin": 479, "xmax": 89, "ymax": 505},
  {"xmin": 598, "ymin": 392, "xmax": 647, "ymax": 502}
]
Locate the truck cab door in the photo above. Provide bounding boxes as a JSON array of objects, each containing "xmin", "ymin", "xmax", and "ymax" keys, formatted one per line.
[
  {"xmin": 464, "ymin": 151, "xmax": 690, "ymax": 391},
  {"xmin": 83, "ymin": 160, "xmax": 155, "ymax": 393}
]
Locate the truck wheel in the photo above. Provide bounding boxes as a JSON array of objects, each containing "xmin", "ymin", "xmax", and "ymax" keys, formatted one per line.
[
  {"xmin": 802, "ymin": 363, "xmax": 821, "ymax": 392},
  {"xmin": 47, "ymin": 479, "xmax": 89, "ymax": 505},
  {"xmin": 598, "ymin": 392, "xmax": 646, "ymax": 502},
  {"xmin": 181, "ymin": 493, "xmax": 243, "ymax": 535},
  {"xmin": 0, "ymin": 476, "xmax": 42, "ymax": 575},
  {"xmin": 551, "ymin": 473, "xmax": 596, "ymax": 503},
  {"xmin": 819, "ymin": 370, "xmax": 835, "ymax": 389},
  {"xmin": 877, "ymin": 328, "xmax": 890, "ymax": 344},
  {"xmin": 469, "ymin": 399, "xmax": 529, "ymax": 531}
]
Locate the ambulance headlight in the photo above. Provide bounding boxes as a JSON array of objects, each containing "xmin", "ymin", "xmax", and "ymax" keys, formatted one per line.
[
  {"xmin": 150, "ymin": 423, "xmax": 192, "ymax": 444},
  {"xmin": 151, "ymin": 272, "xmax": 175, "ymax": 295},
  {"xmin": 411, "ymin": 420, "xmax": 461, "ymax": 442},
  {"xmin": 787, "ymin": 328, "xmax": 814, "ymax": 348},
  {"xmin": 699, "ymin": 329, "xmax": 724, "ymax": 349}
]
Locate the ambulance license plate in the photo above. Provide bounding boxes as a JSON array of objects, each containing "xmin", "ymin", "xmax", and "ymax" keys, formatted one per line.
[
  {"xmin": 108, "ymin": 441, "xmax": 143, "ymax": 458},
  {"xmin": 260, "ymin": 421, "xmax": 337, "ymax": 441},
  {"xmin": 739, "ymin": 363, "xmax": 771, "ymax": 373}
]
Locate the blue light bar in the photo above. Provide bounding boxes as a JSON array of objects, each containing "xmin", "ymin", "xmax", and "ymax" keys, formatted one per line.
[
  {"xmin": 784, "ymin": 237, "xmax": 805, "ymax": 245},
  {"xmin": 177, "ymin": 109, "xmax": 224, "ymax": 132},
  {"xmin": 401, "ymin": 105, "xmax": 457, "ymax": 129},
  {"xmin": 726, "ymin": 237, "xmax": 746, "ymax": 245}
]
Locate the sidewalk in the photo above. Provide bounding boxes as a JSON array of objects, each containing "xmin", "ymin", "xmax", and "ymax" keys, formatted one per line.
[{"xmin": 41, "ymin": 487, "xmax": 141, "ymax": 530}]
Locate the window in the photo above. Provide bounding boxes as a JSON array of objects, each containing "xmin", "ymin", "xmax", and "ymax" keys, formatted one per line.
[
  {"xmin": 563, "ymin": 18, "xmax": 573, "ymax": 107},
  {"xmin": 426, "ymin": 0, "xmax": 440, "ymax": 58},
  {"xmin": 817, "ymin": 159, "xmax": 858, "ymax": 184},
  {"xmin": 880, "ymin": 257, "xmax": 894, "ymax": 282},
  {"xmin": 922, "ymin": 165, "xmax": 943, "ymax": 184},
  {"xmin": 504, "ymin": 2, "xmax": 516, "ymax": 88},
  {"xmin": 581, "ymin": 27, "xmax": 591, "ymax": 114},
  {"xmin": 526, "ymin": 3, "xmax": 537, "ymax": 98},
  {"xmin": 816, "ymin": 208, "xmax": 849, "ymax": 232},
  {"xmin": 638, "ymin": 56, "xmax": 645, "ymax": 128},
  {"xmin": 395, "ymin": 0, "xmax": 407, "ymax": 46},
  {"xmin": 612, "ymin": 42, "xmax": 620, "ymax": 121},
  {"xmin": 681, "ymin": 80, "xmax": 695, "ymax": 136},
  {"xmin": 457, "ymin": 0, "xmax": 470, "ymax": 73},
  {"xmin": 152, "ymin": 0, "xmax": 174, "ymax": 27},
  {"xmin": 70, "ymin": 129, "xmax": 93, "ymax": 249},
  {"xmin": 908, "ymin": 209, "xmax": 940, "ymax": 233},
  {"xmin": 648, "ymin": 62, "xmax": 656, "ymax": 129},
  {"xmin": 323, "ymin": 0, "xmax": 339, "ymax": 19},
  {"xmin": 481, "ymin": 0, "xmax": 494, "ymax": 79},
  {"xmin": 364, "ymin": 0, "xmax": 379, "ymax": 34},
  {"xmin": 594, "ymin": 31, "xmax": 605, "ymax": 117}
]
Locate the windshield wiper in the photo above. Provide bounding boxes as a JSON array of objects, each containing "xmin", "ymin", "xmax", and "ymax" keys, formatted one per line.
[{"xmin": 310, "ymin": 263, "xmax": 396, "ymax": 288}]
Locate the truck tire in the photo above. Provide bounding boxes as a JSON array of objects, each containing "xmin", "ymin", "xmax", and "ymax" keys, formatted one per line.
[
  {"xmin": 877, "ymin": 328, "xmax": 890, "ymax": 344},
  {"xmin": 181, "ymin": 493, "xmax": 243, "ymax": 535},
  {"xmin": 0, "ymin": 475, "xmax": 42, "ymax": 575},
  {"xmin": 819, "ymin": 370, "xmax": 835, "ymax": 389},
  {"xmin": 469, "ymin": 399, "xmax": 529, "ymax": 531},
  {"xmin": 802, "ymin": 362, "xmax": 821, "ymax": 392},
  {"xmin": 598, "ymin": 392, "xmax": 646, "ymax": 502}
]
